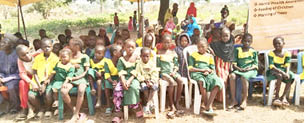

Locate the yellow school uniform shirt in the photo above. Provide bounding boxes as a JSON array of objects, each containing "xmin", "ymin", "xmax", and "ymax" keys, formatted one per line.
[
  {"xmin": 31, "ymin": 52, "xmax": 59, "ymax": 88},
  {"xmin": 90, "ymin": 58, "xmax": 107, "ymax": 73},
  {"xmin": 104, "ymin": 58, "xmax": 118, "ymax": 79}
]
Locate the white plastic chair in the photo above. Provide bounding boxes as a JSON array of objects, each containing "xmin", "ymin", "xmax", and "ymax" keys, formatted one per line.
[
  {"xmin": 124, "ymin": 88, "xmax": 159, "ymax": 120},
  {"xmin": 265, "ymin": 50, "xmax": 300, "ymax": 106},
  {"xmin": 293, "ymin": 52, "xmax": 303, "ymax": 105},
  {"xmin": 159, "ymin": 75, "xmax": 190, "ymax": 112},
  {"xmin": 183, "ymin": 45, "xmax": 226, "ymax": 114}
]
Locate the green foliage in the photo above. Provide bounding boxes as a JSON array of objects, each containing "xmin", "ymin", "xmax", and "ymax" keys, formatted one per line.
[{"xmin": 32, "ymin": 0, "xmax": 66, "ymax": 19}]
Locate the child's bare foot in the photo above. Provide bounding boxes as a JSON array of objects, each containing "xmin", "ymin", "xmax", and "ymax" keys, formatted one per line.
[
  {"xmin": 281, "ymin": 98, "xmax": 290, "ymax": 106},
  {"xmin": 239, "ymin": 102, "xmax": 247, "ymax": 110},
  {"xmin": 95, "ymin": 101, "xmax": 101, "ymax": 108},
  {"xmin": 170, "ymin": 104, "xmax": 177, "ymax": 112},
  {"xmin": 66, "ymin": 114, "xmax": 79, "ymax": 123},
  {"xmin": 273, "ymin": 99, "xmax": 282, "ymax": 106},
  {"xmin": 228, "ymin": 100, "xmax": 238, "ymax": 109},
  {"xmin": 52, "ymin": 100, "xmax": 58, "ymax": 107}
]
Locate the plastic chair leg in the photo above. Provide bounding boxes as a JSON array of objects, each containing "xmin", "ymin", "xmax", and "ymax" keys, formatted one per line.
[
  {"xmin": 262, "ymin": 79, "xmax": 267, "ymax": 106},
  {"xmin": 153, "ymin": 91, "xmax": 159, "ymax": 119},
  {"xmin": 193, "ymin": 83, "xmax": 201, "ymax": 115},
  {"xmin": 160, "ymin": 81, "xmax": 167, "ymax": 112},
  {"xmin": 267, "ymin": 80, "xmax": 276, "ymax": 106},
  {"xmin": 189, "ymin": 82, "xmax": 193, "ymax": 106},
  {"xmin": 182, "ymin": 78, "xmax": 190, "ymax": 109},
  {"xmin": 222, "ymin": 82, "xmax": 226, "ymax": 110},
  {"xmin": 295, "ymin": 75, "xmax": 301, "ymax": 105},
  {"xmin": 85, "ymin": 87, "xmax": 94, "ymax": 115},
  {"xmin": 124, "ymin": 106, "xmax": 128, "ymax": 120},
  {"xmin": 58, "ymin": 90, "xmax": 64, "ymax": 120},
  {"xmin": 248, "ymin": 81, "xmax": 254, "ymax": 99},
  {"xmin": 235, "ymin": 77, "xmax": 242, "ymax": 105}
]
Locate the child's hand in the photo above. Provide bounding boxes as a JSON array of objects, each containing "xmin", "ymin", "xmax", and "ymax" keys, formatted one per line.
[
  {"xmin": 74, "ymin": 64, "xmax": 80, "ymax": 69},
  {"xmin": 91, "ymin": 89, "xmax": 96, "ymax": 95},
  {"xmin": 122, "ymin": 82, "xmax": 128, "ymax": 90},
  {"xmin": 112, "ymin": 80, "xmax": 118, "ymax": 86},
  {"xmin": 203, "ymin": 71, "xmax": 209, "ymax": 75},
  {"xmin": 39, "ymin": 84, "xmax": 46, "ymax": 95},
  {"xmin": 44, "ymin": 79, "xmax": 50, "ymax": 85},
  {"xmin": 283, "ymin": 73, "xmax": 290, "ymax": 80},
  {"xmin": 170, "ymin": 72, "xmax": 176, "ymax": 77},
  {"xmin": 31, "ymin": 83, "xmax": 39, "ymax": 92}
]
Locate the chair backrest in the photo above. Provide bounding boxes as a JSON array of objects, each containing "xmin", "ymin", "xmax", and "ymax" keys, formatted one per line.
[
  {"xmin": 297, "ymin": 52, "xmax": 304, "ymax": 74},
  {"xmin": 264, "ymin": 50, "xmax": 271, "ymax": 77},
  {"xmin": 183, "ymin": 45, "xmax": 198, "ymax": 80}
]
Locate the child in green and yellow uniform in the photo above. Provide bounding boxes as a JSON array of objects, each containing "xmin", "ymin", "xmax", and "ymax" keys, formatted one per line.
[
  {"xmin": 229, "ymin": 33, "xmax": 258, "ymax": 110},
  {"xmin": 29, "ymin": 39, "xmax": 59, "ymax": 119},
  {"xmin": 117, "ymin": 39, "xmax": 142, "ymax": 117},
  {"xmin": 188, "ymin": 39, "xmax": 223, "ymax": 116},
  {"xmin": 104, "ymin": 44, "xmax": 122, "ymax": 114},
  {"xmin": 45, "ymin": 48, "xmax": 74, "ymax": 115},
  {"xmin": 88, "ymin": 45, "xmax": 106, "ymax": 108},
  {"xmin": 267, "ymin": 37, "xmax": 295, "ymax": 107},
  {"xmin": 157, "ymin": 34, "xmax": 184, "ymax": 117},
  {"xmin": 61, "ymin": 38, "xmax": 90, "ymax": 122}
]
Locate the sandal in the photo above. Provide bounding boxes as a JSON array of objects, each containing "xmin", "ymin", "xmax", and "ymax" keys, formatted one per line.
[
  {"xmin": 167, "ymin": 111, "xmax": 175, "ymax": 119},
  {"xmin": 53, "ymin": 109, "xmax": 59, "ymax": 116},
  {"xmin": 35, "ymin": 111, "xmax": 44, "ymax": 119},
  {"xmin": 78, "ymin": 113, "xmax": 88, "ymax": 122},
  {"xmin": 44, "ymin": 111, "xmax": 52, "ymax": 119},
  {"xmin": 143, "ymin": 106, "xmax": 151, "ymax": 115},
  {"xmin": 136, "ymin": 111, "xmax": 143, "ymax": 118},
  {"xmin": 52, "ymin": 100, "xmax": 58, "ymax": 108},
  {"xmin": 273, "ymin": 99, "xmax": 282, "ymax": 106},
  {"xmin": 105, "ymin": 108, "xmax": 112, "ymax": 115},
  {"xmin": 203, "ymin": 109, "xmax": 217, "ymax": 116},
  {"xmin": 112, "ymin": 117, "xmax": 122, "ymax": 123},
  {"xmin": 282, "ymin": 99, "xmax": 290, "ymax": 106},
  {"xmin": 175, "ymin": 110, "xmax": 185, "ymax": 117}
]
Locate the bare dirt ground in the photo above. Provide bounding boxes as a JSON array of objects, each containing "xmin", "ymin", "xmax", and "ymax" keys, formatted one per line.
[{"xmin": 0, "ymin": 82, "xmax": 303, "ymax": 123}]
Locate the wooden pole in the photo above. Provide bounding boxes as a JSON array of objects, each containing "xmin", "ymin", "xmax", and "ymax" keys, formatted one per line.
[
  {"xmin": 141, "ymin": 0, "xmax": 144, "ymax": 42},
  {"xmin": 17, "ymin": 3, "xmax": 20, "ymax": 32},
  {"xmin": 137, "ymin": 0, "xmax": 140, "ymax": 28},
  {"xmin": 19, "ymin": 0, "xmax": 27, "ymax": 40}
]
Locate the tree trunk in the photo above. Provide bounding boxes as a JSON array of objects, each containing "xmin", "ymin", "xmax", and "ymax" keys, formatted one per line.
[
  {"xmin": 99, "ymin": 0, "xmax": 104, "ymax": 12},
  {"xmin": 158, "ymin": 0, "xmax": 169, "ymax": 26}
]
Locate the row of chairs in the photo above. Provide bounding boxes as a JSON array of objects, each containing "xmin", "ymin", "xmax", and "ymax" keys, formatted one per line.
[{"xmin": 56, "ymin": 46, "xmax": 303, "ymax": 120}]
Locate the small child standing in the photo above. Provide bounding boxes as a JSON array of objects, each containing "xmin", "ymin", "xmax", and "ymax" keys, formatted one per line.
[
  {"xmin": 128, "ymin": 16, "xmax": 133, "ymax": 32},
  {"xmin": 188, "ymin": 39, "xmax": 223, "ymax": 116},
  {"xmin": 267, "ymin": 37, "xmax": 295, "ymax": 107},
  {"xmin": 133, "ymin": 11, "xmax": 137, "ymax": 31},
  {"xmin": 45, "ymin": 48, "xmax": 74, "ymax": 115},
  {"xmin": 29, "ymin": 39, "xmax": 59, "ymax": 119},
  {"xmin": 157, "ymin": 34, "xmax": 184, "ymax": 118},
  {"xmin": 134, "ymin": 48, "xmax": 159, "ymax": 114},
  {"xmin": 229, "ymin": 33, "xmax": 258, "ymax": 110},
  {"xmin": 114, "ymin": 13, "xmax": 119, "ymax": 29},
  {"xmin": 88, "ymin": 45, "xmax": 106, "ymax": 108}
]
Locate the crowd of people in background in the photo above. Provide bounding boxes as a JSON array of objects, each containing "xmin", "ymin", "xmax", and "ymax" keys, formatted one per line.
[{"xmin": 0, "ymin": 2, "xmax": 303, "ymax": 123}]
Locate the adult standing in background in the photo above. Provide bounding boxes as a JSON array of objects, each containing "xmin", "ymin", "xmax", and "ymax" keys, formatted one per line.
[
  {"xmin": 114, "ymin": 12, "xmax": 120, "ymax": 29},
  {"xmin": 172, "ymin": 3, "xmax": 179, "ymax": 25},
  {"xmin": 186, "ymin": 2, "xmax": 197, "ymax": 18}
]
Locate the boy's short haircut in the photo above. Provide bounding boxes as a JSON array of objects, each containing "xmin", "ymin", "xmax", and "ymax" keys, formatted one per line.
[
  {"xmin": 41, "ymin": 38, "xmax": 52, "ymax": 45},
  {"xmin": 141, "ymin": 47, "xmax": 151, "ymax": 55},
  {"xmin": 110, "ymin": 44, "xmax": 122, "ymax": 56},
  {"xmin": 242, "ymin": 33, "xmax": 253, "ymax": 41},
  {"xmin": 59, "ymin": 48, "xmax": 72, "ymax": 57},
  {"xmin": 122, "ymin": 28, "xmax": 129, "ymax": 33},
  {"xmin": 53, "ymin": 43, "xmax": 62, "ymax": 49},
  {"xmin": 88, "ymin": 30, "xmax": 97, "ymax": 36},
  {"xmin": 273, "ymin": 36, "xmax": 284, "ymax": 43},
  {"xmin": 39, "ymin": 29, "xmax": 46, "ymax": 32},
  {"xmin": 198, "ymin": 38, "xmax": 208, "ymax": 46},
  {"xmin": 58, "ymin": 34, "xmax": 65, "ymax": 39},
  {"xmin": 70, "ymin": 38, "xmax": 84, "ymax": 50}
]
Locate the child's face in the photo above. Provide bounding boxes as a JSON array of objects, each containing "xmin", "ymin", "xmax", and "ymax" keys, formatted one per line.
[
  {"xmin": 95, "ymin": 47, "xmax": 105, "ymax": 61},
  {"xmin": 124, "ymin": 41, "xmax": 136, "ymax": 56},
  {"xmin": 180, "ymin": 36, "xmax": 189, "ymax": 48},
  {"xmin": 194, "ymin": 29, "xmax": 200, "ymax": 36},
  {"xmin": 41, "ymin": 40, "xmax": 52, "ymax": 56},
  {"xmin": 273, "ymin": 38, "xmax": 284, "ymax": 51},
  {"xmin": 242, "ymin": 36, "xmax": 252, "ymax": 48},
  {"xmin": 18, "ymin": 47, "xmax": 32, "ymax": 62},
  {"xmin": 69, "ymin": 41, "xmax": 80, "ymax": 53},
  {"xmin": 221, "ymin": 29, "xmax": 231, "ymax": 42},
  {"xmin": 141, "ymin": 50, "xmax": 150, "ymax": 64},
  {"xmin": 144, "ymin": 36, "xmax": 153, "ymax": 48},
  {"xmin": 33, "ymin": 40, "xmax": 41, "ymax": 50},
  {"xmin": 60, "ymin": 52, "xmax": 70, "ymax": 65},
  {"xmin": 65, "ymin": 30, "xmax": 72, "ymax": 37},
  {"xmin": 115, "ymin": 39, "xmax": 123, "ymax": 46},
  {"xmin": 197, "ymin": 41, "xmax": 208, "ymax": 54},
  {"xmin": 122, "ymin": 31, "xmax": 130, "ymax": 41},
  {"xmin": 39, "ymin": 31, "xmax": 46, "ymax": 38},
  {"xmin": 113, "ymin": 48, "xmax": 122, "ymax": 58},
  {"xmin": 162, "ymin": 36, "xmax": 171, "ymax": 50},
  {"xmin": 88, "ymin": 36, "xmax": 96, "ymax": 48},
  {"xmin": 96, "ymin": 39, "xmax": 105, "ymax": 46},
  {"xmin": 52, "ymin": 44, "xmax": 61, "ymax": 55},
  {"xmin": 58, "ymin": 35, "xmax": 66, "ymax": 44},
  {"xmin": 99, "ymin": 29, "xmax": 106, "ymax": 36}
]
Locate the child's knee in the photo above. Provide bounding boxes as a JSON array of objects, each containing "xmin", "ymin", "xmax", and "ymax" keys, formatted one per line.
[
  {"xmin": 229, "ymin": 73, "xmax": 236, "ymax": 80},
  {"xmin": 78, "ymin": 84, "xmax": 87, "ymax": 94}
]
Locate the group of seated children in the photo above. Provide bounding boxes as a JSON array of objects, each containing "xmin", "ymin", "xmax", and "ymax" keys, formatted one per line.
[{"xmin": 1, "ymin": 22, "xmax": 299, "ymax": 122}]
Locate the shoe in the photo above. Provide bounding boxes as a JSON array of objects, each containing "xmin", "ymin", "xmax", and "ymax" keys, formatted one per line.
[{"xmin": 203, "ymin": 109, "xmax": 217, "ymax": 116}]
